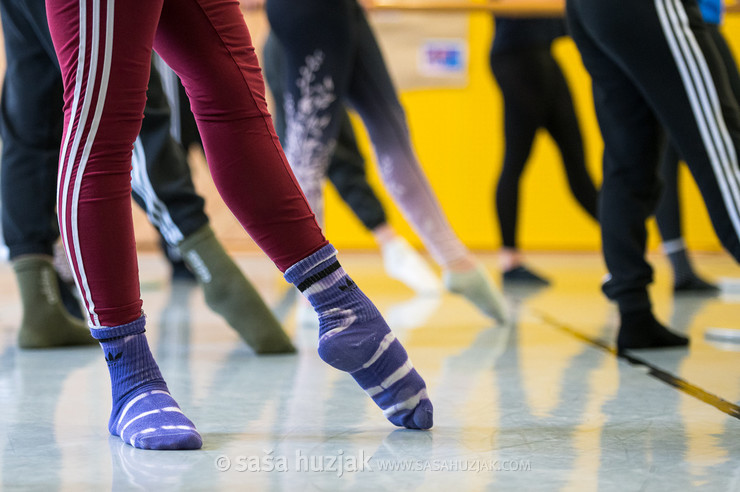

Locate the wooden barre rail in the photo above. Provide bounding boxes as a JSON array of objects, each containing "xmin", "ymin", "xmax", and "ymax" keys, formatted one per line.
[
  {"xmin": 370, "ymin": 0, "xmax": 740, "ymax": 15},
  {"xmin": 371, "ymin": 0, "xmax": 564, "ymax": 16},
  {"xmin": 241, "ymin": 0, "xmax": 740, "ymax": 16}
]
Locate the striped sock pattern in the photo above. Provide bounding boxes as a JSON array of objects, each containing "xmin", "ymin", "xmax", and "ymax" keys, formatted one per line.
[
  {"xmin": 285, "ymin": 245, "xmax": 433, "ymax": 429},
  {"xmin": 94, "ymin": 316, "xmax": 202, "ymax": 450}
]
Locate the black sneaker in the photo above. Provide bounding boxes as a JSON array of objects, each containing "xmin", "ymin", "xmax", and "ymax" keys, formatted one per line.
[
  {"xmin": 674, "ymin": 275, "xmax": 720, "ymax": 295},
  {"xmin": 170, "ymin": 259, "xmax": 197, "ymax": 283},
  {"xmin": 503, "ymin": 265, "xmax": 551, "ymax": 286}
]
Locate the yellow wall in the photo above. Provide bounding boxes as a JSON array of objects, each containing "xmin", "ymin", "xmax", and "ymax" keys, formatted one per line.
[{"xmin": 324, "ymin": 13, "xmax": 740, "ymax": 253}]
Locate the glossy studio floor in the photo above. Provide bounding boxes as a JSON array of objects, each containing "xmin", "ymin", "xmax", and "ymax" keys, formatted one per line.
[{"xmin": 1, "ymin": 251, "xmax": 739, "ymax": 490}]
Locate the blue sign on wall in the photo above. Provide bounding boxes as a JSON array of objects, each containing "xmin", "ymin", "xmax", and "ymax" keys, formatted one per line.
[{"xmin": 418, "ymin": 39, "xmax": 467, "ymax": 76}]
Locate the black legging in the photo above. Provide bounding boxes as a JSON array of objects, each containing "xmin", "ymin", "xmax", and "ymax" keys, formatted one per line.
[
  {"xmin": 261, "ymin": 32, "xmax": 388, "ymax": 232},
  {"xmin": 490, "ymin": 45, "xmax": 599, "ymax": 248}
]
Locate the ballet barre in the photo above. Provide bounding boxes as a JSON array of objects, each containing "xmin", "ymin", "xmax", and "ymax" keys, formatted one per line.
[
  {"xmin": 369, "ymin": 0, "xmax": 564, "ymax": 15},
  {"xmin": 239, "ymin": 0, "xmax": 740, "ymax": 16},
  {"xmin": 370, "ymin": 0, "xmax": 740, "ymax": 16},
  {"xmin": 239, "ymin": 0, "xmax": 564, "ymax": 15}
]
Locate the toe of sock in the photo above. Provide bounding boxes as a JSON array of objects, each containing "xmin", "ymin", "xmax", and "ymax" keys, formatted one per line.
[
  {"xmin": 135, "ymin": 429, "xmax": 203, "ymax": 450},
  {"xmin": 443, "ymin": 266, "xmax": 509, "ymax": 323},
  {"xmin": 388, "ymin": 398, "xmax": 434, "ymax": 430},
  {"xmin": 112, "ymin": 386, "xmax": 203, "ymax": 451},
  {"xmin": 411, "ymin": 399, "xmax": 434, "ymax": 430}
]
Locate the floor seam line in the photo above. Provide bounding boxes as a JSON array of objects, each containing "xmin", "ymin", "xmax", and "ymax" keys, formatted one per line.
[{"xmin": 532, "ymin": 309, "xmax": 740, "ymax": 420}]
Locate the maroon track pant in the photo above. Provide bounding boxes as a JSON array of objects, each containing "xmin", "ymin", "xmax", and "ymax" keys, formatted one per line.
[{"xmin": 46, "ymin": 0, "xmax": 327, "ymax": 327}]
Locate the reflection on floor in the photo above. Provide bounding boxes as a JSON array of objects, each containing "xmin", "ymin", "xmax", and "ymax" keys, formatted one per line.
[{"xmin": 1, "ymin": 251, "xmax": 739, "ymax": 490}]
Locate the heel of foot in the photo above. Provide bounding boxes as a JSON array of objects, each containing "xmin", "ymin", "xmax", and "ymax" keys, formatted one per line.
[{"xmin": 317, "ymin": 315, "xmax": 391, "ymax": 372}]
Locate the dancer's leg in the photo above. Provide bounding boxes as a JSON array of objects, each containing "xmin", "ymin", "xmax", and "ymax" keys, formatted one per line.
[
  {"xmin": 47, "ymin": 0, "xmax": 201, "ymax": 449},
  {"xmin": 342, "ymin": 4, "xmax": 508, "ymax": 320},
  {"xmin": 154, "ymin": 0, "xmax": 433, "ymax": 428},
  {"xmin": 0, "ymin": 0, "xmax": 94, "ymax": 345},
  {"xmin": 490, "ymin": 47, "xmax": 550, "ymax": 285}
]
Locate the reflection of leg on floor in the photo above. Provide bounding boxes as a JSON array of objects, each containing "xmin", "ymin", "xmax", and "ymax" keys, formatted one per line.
[
  {"xmin": 108, "ymin": 438, "xmax": 201, "ymax": 490},
  {"xmin": 2, "ymin": 347, "xmax": 97, "ymax": 489}
]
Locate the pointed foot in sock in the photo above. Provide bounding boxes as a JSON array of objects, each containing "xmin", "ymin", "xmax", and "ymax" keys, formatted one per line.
[
  {"xmin": 110, "ymin": 386, "xmax": 202, "ymax": 450},
  {"xmin": 204, "ymin": 278, "xmax": 295, "ymax": 354},
  {"xmin": 443, "ymin": 265, "xmax": 509, "ymax": 324},
  {"xmin": 180, "ymin": 225, "xmax": 295, "ymax": 354},
  {"xmin": 382, "ymin": 237, "xmax": 442, "ymax": 295},
  {"xmin": 285, "ymin": 244, "xmax": 432, "ymax": 428},
  {"xmin": 502, "ymin": 266, "xmax": 550, "ymax": 286},
  {"xmin": 617, "ymin": 311, "xmax": 689, "ymax": 353},
  {"xmin": 17, "ymin": 317, "xmax": 96, "ymax": 349},
  {"xmin": 674, "ymin": 276, "xmax": 720, "ymax": 295},
  {"xmin": 317, "ymin": 315, "xmax": 433, "ymax": 430}
]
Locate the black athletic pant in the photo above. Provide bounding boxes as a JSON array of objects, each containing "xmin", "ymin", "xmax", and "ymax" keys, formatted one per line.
[
  {"xmin": 655, "ymin": 23, "xmax": 740, "ymax": 244},
  {"xmin": 261, "ymin": 32, "xmax": 388, "ymax": 232},
  {"xmin": 153, "ymin": 53, "xmax": 203, "ymax": 152},
  {"xmin": 490, "ymin": 45, "xmax": 598, "ymax": 249},
  {"xmin": 0, "ymin": 0, "xmax": 207, "ymax": 259},
  {"xmin": 567, "ymin": 0, "xmax": 740, "ymax": 313}
]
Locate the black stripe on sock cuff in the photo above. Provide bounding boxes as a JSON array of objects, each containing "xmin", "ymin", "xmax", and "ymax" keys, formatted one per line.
[{"xmin": 296, "ymin": 260, "xmax": 341, "ymax": 292}]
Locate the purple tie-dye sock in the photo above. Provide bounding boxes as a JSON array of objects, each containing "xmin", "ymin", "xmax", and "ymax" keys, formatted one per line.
[{"xmin": 285, "ymin": 244, "xmax": 433, "ymax": 429}]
